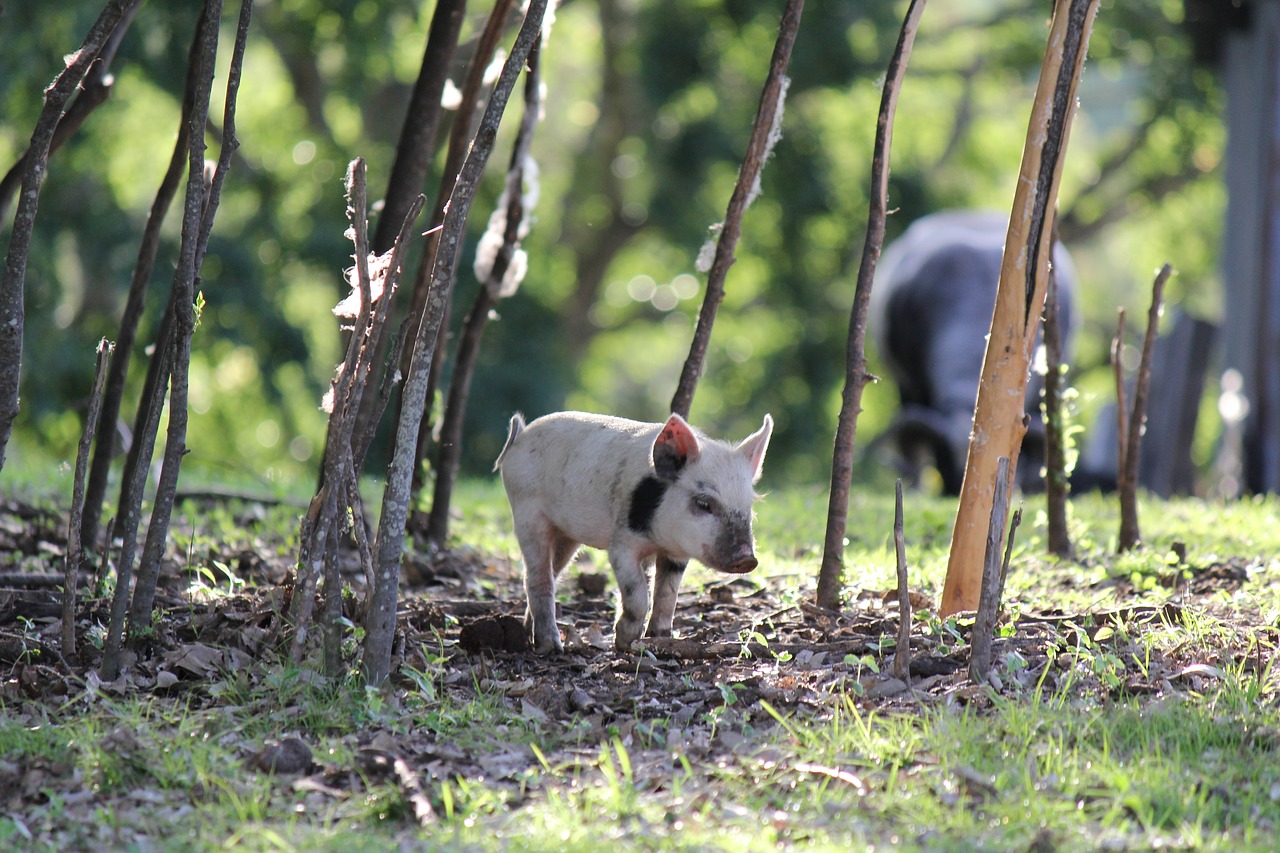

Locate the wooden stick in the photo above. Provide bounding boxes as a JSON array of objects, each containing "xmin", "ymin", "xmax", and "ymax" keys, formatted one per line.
[
  {"xmin": 670, "ymin": 0, "xmax": 806, "ymax": 418},
  {"xmin": 363, "ymin": 0, "xmax": 549, "ymax": 687},
  {"xmin": 817, "ymin": 0, "xmax": 926, "ymax": 610},
  {"xmin": 63, "ymin": 339, "xmax": 113, "ymax": 655},
  {"xmin": 1118, "ymin": 263, "xmax": 1172, "ymax": 551},
  {"xmin": 893, "ymin": 480, "xmax": 911, "ymax": 682},
  {"xmin": 969, "ymin": 456, "xmax": 1010, "ymax": 683},
  {"xmin": 1042, "ymin": 254, "xmax": 1073, "ymax": 558},
  {"xmin": 940, "ymin": 0, "xmax": 1100, "ymax": 616},
  {"xmin": 1113, "ymin": 307, "xmax": 1129, "ymax": 484},
  {"xmin": 998, "ymin": 507, "xmax": 1021, "ymax": 607}
]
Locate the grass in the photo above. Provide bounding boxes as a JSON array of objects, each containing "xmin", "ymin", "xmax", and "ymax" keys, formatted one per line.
[{"xmin": 5, "ymin": 478, "xmax": 1280, "ymax": 850}]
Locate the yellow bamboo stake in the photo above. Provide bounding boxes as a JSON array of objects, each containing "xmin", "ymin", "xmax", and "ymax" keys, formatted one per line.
[{"xmin": 940, "ymin": 0, "xmax": 1099, "ymax": 616}]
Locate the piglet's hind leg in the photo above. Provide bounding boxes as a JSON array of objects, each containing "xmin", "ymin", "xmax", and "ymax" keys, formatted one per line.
[{"xmin": 514, "ymin": 516, "xmax": 564, "ymax": 653}]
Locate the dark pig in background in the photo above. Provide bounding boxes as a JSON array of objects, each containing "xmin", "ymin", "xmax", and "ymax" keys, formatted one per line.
[
  {"xmin": 871, "ymin": 210, "xmax": 1078, "ymax": 494},
  {"xmin": 495, "ymin": 411, "xmax": 773, "ymax": 653}
]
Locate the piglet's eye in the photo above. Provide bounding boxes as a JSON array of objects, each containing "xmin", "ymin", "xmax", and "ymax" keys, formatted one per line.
[{"xmin": 692, "ymin": 495, "xmax": 714, "ymax": 514}]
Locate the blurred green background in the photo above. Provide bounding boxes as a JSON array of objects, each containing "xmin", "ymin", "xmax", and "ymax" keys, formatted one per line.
[{"xmin": 0, "ymin": 0, "xmax": 1223, "ymax": 494}]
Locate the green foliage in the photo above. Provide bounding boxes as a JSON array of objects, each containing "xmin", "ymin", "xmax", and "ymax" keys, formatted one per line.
[{"xmin": 1, "ymin": 1, "xmax": 1224, "ymax": 495}]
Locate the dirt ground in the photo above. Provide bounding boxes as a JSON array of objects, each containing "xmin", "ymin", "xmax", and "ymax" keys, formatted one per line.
[{"xmin": 0, "ymin": 493, "xmax": 1272, "ymax": 835}]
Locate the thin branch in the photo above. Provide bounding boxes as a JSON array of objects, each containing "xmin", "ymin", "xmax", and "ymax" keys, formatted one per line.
[
  {"xmin": 0, "ymin": 4, "xmax": 139, "ymax": 224},
  {"xmin": 64, "ymin": 339, "xmax": 114, "ymax": 656},
  {"xmin": 892, "ymin": 480, "xmax": 911, "ymax": 683},
  {"xmin": 1118, "ymin": 263, "xmax": 1172, "ymax": 552},
  {"xmin": 372, "ymin": 0, "xmax": 466, "ymax": 254},
  {"xmin": 1042, "ymin": 250, "xmax": 1072, "ymax": 558},
  {"xmin": 670, "ymin": 0, "xmax": 805, "ymax": 418},
  {"xmin": 816, "ymin": 0, "xmax": 927, "ymax": 611},
  {"xmin": 363, "ymin": 0, "xmax": 549, "ymax": 687},
  {"xmin": 969, "ymin": 456, "xmax": 1011, "ymax": 683},
  {"xmin": 129, "ymin": 0, "xmax": 252, "ymax": 632},
  {"xmin": 373, "ymin": 0, "xmax": 517, "ymax": 475},
  {"xmin": 0, "ymin": 0, "xmax": 144, "ymax": 471},
  {"xmin": 1112, "ymin": 307, "xmax": 1129, "ymax": 490},
  {"xmin": 82, "ymin": 13, "xmax": 208, "ymax": 556},
  {"xmin": 426, "ymin": 37, "xmax": 545, "ymax": 549}
]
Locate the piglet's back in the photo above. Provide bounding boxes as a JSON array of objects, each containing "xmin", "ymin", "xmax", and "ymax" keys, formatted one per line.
[{"xmin": 497, "ymin": 412, "xmax": 665, "ymax": 546}]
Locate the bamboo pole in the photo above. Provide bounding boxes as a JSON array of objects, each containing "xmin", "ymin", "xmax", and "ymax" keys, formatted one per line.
[{"xmin": 940, "ymin": 0, "xmax": 1099, "ymax": 616}]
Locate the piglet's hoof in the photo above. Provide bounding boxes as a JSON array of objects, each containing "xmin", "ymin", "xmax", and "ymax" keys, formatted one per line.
[{"xmin": 532, "ymin": 634, "xmax": 564, "ymax": 655}]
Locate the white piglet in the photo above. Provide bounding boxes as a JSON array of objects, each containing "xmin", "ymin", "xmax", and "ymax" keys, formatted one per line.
[{"xmin": 495, "ymin": 411, "xmax": 773, "ymax": 653}]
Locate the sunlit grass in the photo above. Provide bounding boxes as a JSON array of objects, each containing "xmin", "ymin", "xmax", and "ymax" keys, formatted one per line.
[{"xmin": 6, "ymin": 480, "xmax": 1280, "ymax": 849}]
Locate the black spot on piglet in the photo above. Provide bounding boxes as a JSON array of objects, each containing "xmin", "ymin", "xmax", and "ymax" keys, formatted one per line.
[{"xmin": 627, "ymin": 476, "xmax": 668, "ymax": 534}]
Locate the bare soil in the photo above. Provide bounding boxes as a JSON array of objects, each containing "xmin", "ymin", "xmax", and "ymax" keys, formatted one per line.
[{"xmin": 0, "ymin": 494, "xmax": 1271, "ymax": 837}]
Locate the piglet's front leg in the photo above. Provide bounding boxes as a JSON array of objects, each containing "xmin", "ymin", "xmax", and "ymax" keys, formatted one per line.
[
  {"xmin": 646, "ymin": 555, "xmax": 686, "ymax": 638},
  {"xmin": 608, "ymin": 542, "xmax": 651, "ymax": 651}
]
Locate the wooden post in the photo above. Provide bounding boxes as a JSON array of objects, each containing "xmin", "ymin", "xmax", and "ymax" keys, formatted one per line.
[{"xmin": 940, "ymin": 0, "xmax": 1099, "ymax": 616}]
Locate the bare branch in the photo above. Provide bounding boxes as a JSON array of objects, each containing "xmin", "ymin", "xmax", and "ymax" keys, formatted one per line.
[
  {"xmin": 426, "ymin": 37, "xmax": 546, "ymax": 550},
  {"xmin": 363, "ymin": 0, "xmax": 549, "ymax": 687},
  {"xmin": 0, "ymin": 0, "xmax": 144, "ymax": 472},
  {"xmin": 1118, "ymin": 263, "xmax": 1173, "ymax": 552},
  {"xmin": 892, "ymin": 480, "xmax": 911, "ymax": 683},
  {"xmin": 970, "ymin": 456, "xmax": 1011, "ymax": 683},
  {"xmin": 816, "ymin": 0, "xmax": 926, "ymax": 611},
  {"xmin": 64, "ymin": 339, "xmax": 114, "ymax": 656},
  {"xmin": 1042, "ymin": 250, "xmax": 1073, "ymax": 558},
  {"xmin": 669, "ymin": 0, "xmax": 805, "ymax": 418},
  {"xmin": 82, "ymin": 13, "xmax": 209, "ymax": 556}
]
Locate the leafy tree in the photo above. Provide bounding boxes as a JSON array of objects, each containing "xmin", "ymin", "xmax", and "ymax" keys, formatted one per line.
[{"xmin": 0, "ymin": 0, "xmax": 1223, "ymax": 493}]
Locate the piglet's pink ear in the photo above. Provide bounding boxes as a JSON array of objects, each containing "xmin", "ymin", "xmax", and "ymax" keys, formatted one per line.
[
  {"xmin": 653, "ymin": 414, "xmax": 701, "ymax": 480},
  {"xmin": 738, "ymin": 414, "xmax": 773, "ymax": 484}
]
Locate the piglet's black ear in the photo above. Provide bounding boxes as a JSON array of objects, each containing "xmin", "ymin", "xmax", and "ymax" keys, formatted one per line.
[{"xmin": 652, "ymin": 414, "xmax": 701, "ymax": 480}]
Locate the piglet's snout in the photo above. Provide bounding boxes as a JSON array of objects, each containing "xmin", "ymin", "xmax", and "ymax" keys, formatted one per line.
[{"xmin": 724, "ymin": 547, "xmax": 758, "ymax": 574}]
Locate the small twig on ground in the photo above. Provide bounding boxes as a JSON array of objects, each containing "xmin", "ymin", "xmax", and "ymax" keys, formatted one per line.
[
  {"xmin": 794, "ymin": 762, "xmax": 869, "ymax": 795},
  {"xmin": 893, "ymin": 479, "xmax": 911, "ymax": 682},
  {"xmin": 0, "ymin": 574, "xmax": 70, "ymax": 588},
  {"xmin": 970, "ymin": 456, "xmax": 1010, "ymax": 683},
  {"xmin": 172, "ymin": 488, "xmax": 306, "ymax": 508},
  {"xmin": 640, "ymin": 638, "xmax": 877, "ymax": 661}
]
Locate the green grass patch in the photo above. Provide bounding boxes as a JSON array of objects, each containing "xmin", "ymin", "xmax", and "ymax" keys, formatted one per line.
[{"xmin": 5, "ymin": 480, "xmax": 1280, "ymax": 850}]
